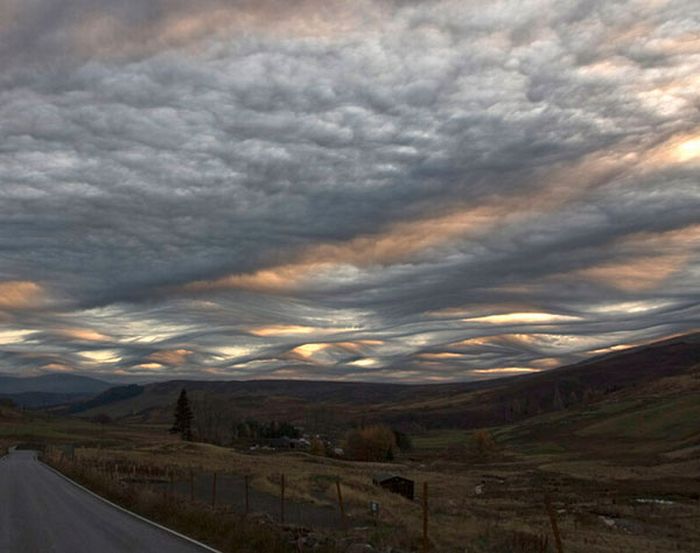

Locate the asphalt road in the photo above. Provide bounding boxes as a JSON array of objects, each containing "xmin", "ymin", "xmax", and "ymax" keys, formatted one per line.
[{"xmin": 0, "ymin": 450, "xmax": 212, "ymax": 553}]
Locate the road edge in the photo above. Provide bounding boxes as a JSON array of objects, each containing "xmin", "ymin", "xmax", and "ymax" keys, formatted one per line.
[{"xmin": 40, "ymin": 459, "xmax": 224, "ymax": 553}]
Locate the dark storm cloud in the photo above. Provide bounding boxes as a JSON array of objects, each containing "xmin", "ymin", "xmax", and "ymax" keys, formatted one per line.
[{"xmin": 0, "ymin": 0, "xmax": 698, "ymax": 381}]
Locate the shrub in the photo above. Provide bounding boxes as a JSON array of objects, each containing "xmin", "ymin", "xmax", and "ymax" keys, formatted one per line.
[
  {"xmin": 471, "ymin": 430, "xmax": 497, "ymax": 459},
  {"xmin": 309, "ymin": 437, "xmax": 326, "ymax": 456},
  {"xmin": 344, "ymin": 424, "xmax": 397, "ymax": 462}
]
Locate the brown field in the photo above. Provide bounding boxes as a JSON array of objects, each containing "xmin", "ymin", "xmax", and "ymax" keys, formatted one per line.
[{"xmin": 5, "ymin": 389, "xmax": 700, "ymax": 553}]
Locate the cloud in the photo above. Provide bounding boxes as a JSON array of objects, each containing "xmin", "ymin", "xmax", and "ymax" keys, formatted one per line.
[
  {"xmin": 0, "ymin": 0, "xmax": 698, "ymax": 380},
  {"xmin": 147, "ymin": 348, "xmax": 193, "ymax": 366},
  {"xmin": 0, "ymin": 1, "xmax": 375, "ymax": 73},
  {"xmin": 0, "ymin": 281, "xmax": 46, "ymax": 310},
  {"xmin": 55, "ymin": 327, "xmax": 112, "ymax": 342}
]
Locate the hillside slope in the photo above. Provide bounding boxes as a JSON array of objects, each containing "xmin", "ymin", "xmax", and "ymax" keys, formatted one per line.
[
  {"xmin": 378, "ymin": 332, "xmax": 700, "ymax": 428},
  {"xmin": 0, "ymin": 373, "xmax": 111, "ymax": 395},
  {"xmin": 0, "ymin": 373, "xmax": 113, "ymax": 408},
  {"xmin": 73, "ymin": 333, "xmax": 700, "ymax": 433}
]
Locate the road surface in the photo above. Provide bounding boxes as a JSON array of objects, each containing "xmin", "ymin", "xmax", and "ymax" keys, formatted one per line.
[{"xmin": 0, "ymin": 450, "xmax": 213, "ymax": 553}]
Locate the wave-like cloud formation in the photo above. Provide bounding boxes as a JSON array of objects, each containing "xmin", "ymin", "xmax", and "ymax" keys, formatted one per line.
[{"xmin": 0, "ymin": 0, "xmax": 698, "ymax": 381}]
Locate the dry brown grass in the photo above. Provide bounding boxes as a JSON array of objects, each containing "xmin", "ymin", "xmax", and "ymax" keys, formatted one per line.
[
  {"xmin": 44, "ymin": 450, "xmax": 316, "ymax": 553},
  {"xmin": 5, "ymin": 402, "xmax": 700, "ymax": 553},
  {"xmin": 66, "ymin": 430, "xmax": 700, "ymax": 553}
]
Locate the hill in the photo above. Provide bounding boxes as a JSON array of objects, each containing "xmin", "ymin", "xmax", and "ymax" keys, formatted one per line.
[
  {"xmin": 71, "ymin": 333, "xmax": 700, "ymax": 436},
  {"xmin": 0, "ymin": 373, "xmax": 112, "ymax": 407},
  {"xmin": 0, "ymin": 373, "xmax": 111, "ymax": 394},
  {"xmin": 377, "ymin": 332, "xmax": 700, "ymax": 428}
]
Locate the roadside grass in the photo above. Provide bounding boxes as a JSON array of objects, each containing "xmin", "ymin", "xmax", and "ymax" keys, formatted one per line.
[
  {"xmin": 71, "ymin": 440, "xmax": 487, "ymax": 550},
  {"xmin": 45, "ymin": 453, "xmax": 317, "ymax": 553},
  {"xmin": 68, "ymin": 435, "xmax": 700, "ymax": 553}
]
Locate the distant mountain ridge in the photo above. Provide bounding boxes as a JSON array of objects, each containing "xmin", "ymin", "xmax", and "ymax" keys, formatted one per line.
[
  {"xmin": 69, "ymin": 332, "xmax": 700, "ymax": 432},
  {"xmin": 0, "ymin": 373, "xmax": 112, "ymax": 407},
  {"xmin": 0, "ymin": 373, "xmax": 111, "ymax": 394}
]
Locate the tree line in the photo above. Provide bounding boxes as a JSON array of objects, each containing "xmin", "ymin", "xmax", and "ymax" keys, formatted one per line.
[{"xmin": 170, "ymin": 389, "xmax": 301, "ymax": 445}]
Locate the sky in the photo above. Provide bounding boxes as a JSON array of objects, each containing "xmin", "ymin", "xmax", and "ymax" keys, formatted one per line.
[{"xmin": 0, "ymin": 0, "xmax": 698, "ymax": 383}]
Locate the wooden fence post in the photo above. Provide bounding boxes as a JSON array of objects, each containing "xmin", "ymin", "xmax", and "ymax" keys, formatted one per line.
[
  {"xmin": 280, "ymin": 473, "xmax": 286, "ymax": 524},
  {"xmin": 336, "ymin": 477, "xmax": 346, "ymax": 529},
  {"xmin": 244, "ymin": 475, "xmax": 250, "ymax": 516},
  {"xmin": 545, "ymin": 494, "xmax": 564, "ymax": 553},
  {"xmin": 212, "ymin": 472, "xmax": 217, "ymax": 508},
  {"xmin": 422, "ymin": 482, "xmax": 429, "ymax": 553}
]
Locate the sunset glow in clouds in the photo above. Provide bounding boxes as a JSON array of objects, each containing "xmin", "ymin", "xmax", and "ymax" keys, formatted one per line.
[{"xmin": 0, "ymin": 0, "xmax": 698, "ymax": 382}]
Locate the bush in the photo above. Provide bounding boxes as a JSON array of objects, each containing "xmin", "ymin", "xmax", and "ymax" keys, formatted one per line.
[
  {"xmin": 344, "ymin": 425, "xmax": 397, "ymax": 462},
  {"xmin": 309, "ymin": 437, "xmax": 326, "ymax": 456},
  {"xmin": 441, "ymin": 430, "xmax": 498, "ymax": 462},
  {"xmin": 471, "ymin": 430, "xmax": 497, "ymax": 459}
]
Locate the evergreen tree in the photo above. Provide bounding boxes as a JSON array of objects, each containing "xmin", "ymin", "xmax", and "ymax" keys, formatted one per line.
[
  {"xmin": 170, "ymin": 389, "xmax": 194, "ymax": 441},
  {"xmin": 553, "ymin": 384, "xmax": 565, "ymax": 411}
]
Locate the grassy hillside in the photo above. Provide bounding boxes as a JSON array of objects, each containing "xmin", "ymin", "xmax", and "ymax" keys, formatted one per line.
[
  {"xmin": 488, "ymin": 361, "xmax": 700, "ymax": 463},
  {"xmin": 72, "ymin": 333, "xmax": 700, "ymax": 438}
]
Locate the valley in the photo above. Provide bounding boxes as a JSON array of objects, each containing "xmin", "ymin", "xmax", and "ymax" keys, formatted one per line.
[{"xmin": 2, "ymin": 333, "xmax": 699, "ymax": 552}]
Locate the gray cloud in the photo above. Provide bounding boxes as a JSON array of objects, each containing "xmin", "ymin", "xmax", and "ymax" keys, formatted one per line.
[{"xmin": 0, "ymin": 0, "xmax": 698, "ymax": 381}]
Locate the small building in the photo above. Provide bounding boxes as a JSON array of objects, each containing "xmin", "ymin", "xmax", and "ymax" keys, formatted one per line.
[{"xmin": 372, "ymin": 473, "xmax": 415, "ymax": 500}]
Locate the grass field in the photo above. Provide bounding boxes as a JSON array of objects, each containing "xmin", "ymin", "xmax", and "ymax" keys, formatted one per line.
[
  {"xmin": 411, "ymin": 428, "xmax": 472, "ymax": 450},
  {"xmin": 578, "ymin": 395, "xmax": 700, "ymax": 441},
  {"xmin": 4, "ymin": 394, "xmax": 700, "ymax": 553}
]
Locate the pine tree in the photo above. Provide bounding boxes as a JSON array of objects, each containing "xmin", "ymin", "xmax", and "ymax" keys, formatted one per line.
[
  {"xmin": 553, "ymin": 384, "xmax": 565, "ymax": 411},
  {"xmin": 170, "ymin": 389, "xmax": 194, "ymax": 441}
]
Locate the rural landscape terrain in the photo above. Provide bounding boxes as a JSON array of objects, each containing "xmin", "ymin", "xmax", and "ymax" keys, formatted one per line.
[
  {"xmin": 1, "ymin": 0, "xmax": 698, "ymax": 552},
  {"xmin": 2, "ymin": 332, "xmax": 699, "ymax": 552}
]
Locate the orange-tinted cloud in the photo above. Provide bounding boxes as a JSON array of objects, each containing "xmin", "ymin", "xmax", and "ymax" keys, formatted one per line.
[
  {"xmin": 417, "ymin": 352, "xmax": 464, "ymax": 360},
  {"xmin": 288, "ymin": 339, "xmax": 383, "ymax": 362},
  {"xmin": 463, "ymin": 312, "xmax": 581, "ymax": 325},
  {"xmin": 147, "ymin": 348, "xmax": 193, "ymax": 366},
  {"xmin": 674, "ymin": 136, "xmax": 700, "ymax": 162},
  {"xmin": 530, "ymin": 357, "xmax": 562, "ymax": 369},
  {"xmin": 451, "ymin": 336, "xmax": 497, "ymax": 347},
  {"xmin": 57, "ymin": 327, "xmax": 111, "ymax": 342},
  {"xmin": 588, "ymin": 344, "xmax": 632, "ymax": 355},
  {"xmin": 184, "ymin": 202, "xmax": 507, "ymax": 293},
  {"xmin": 471, "ymin": 367, "xmax": 541, "ymax": 374},
  {"xmin": 0, "ymin": 329, "xmax": 35, "ymax": 345},
  {"xmin": 78, "ymin": 349, "xmax": 122, "ymax": 363},
  {"xmin": 179, "ymin": 148, "xmax": 643, "ymax": 295},
  {"xmin": 71, "ymin": 1, "xmax": 370, "ymax": 60},
  {"xmin": 136, "ymin": 362, "xmax": 165, "ymax": 370},
  {"xmin": 566, "ymin": 224, "xmax": 700, "ymax": 291},
  {"xmin": 249, "ymin": 325, "xmax": 352, "ymax": 336},
  {"xmin": 575, "ymin": 253, "xmax": 688, "ymax": 291},
  {"xmin": 290, "ymin": 342, "xmax": 331, "ymax": 360},
  {"xmin": 41, "ymin": 362, "xmax": 74, "ymax": 372},
  {"xmin": 641, "ymin": 132, "xmax": 700, "ymax": 167},
  {"xmin": 0, "ymin": 281, "xmax": 45, "ymax": 309}
]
